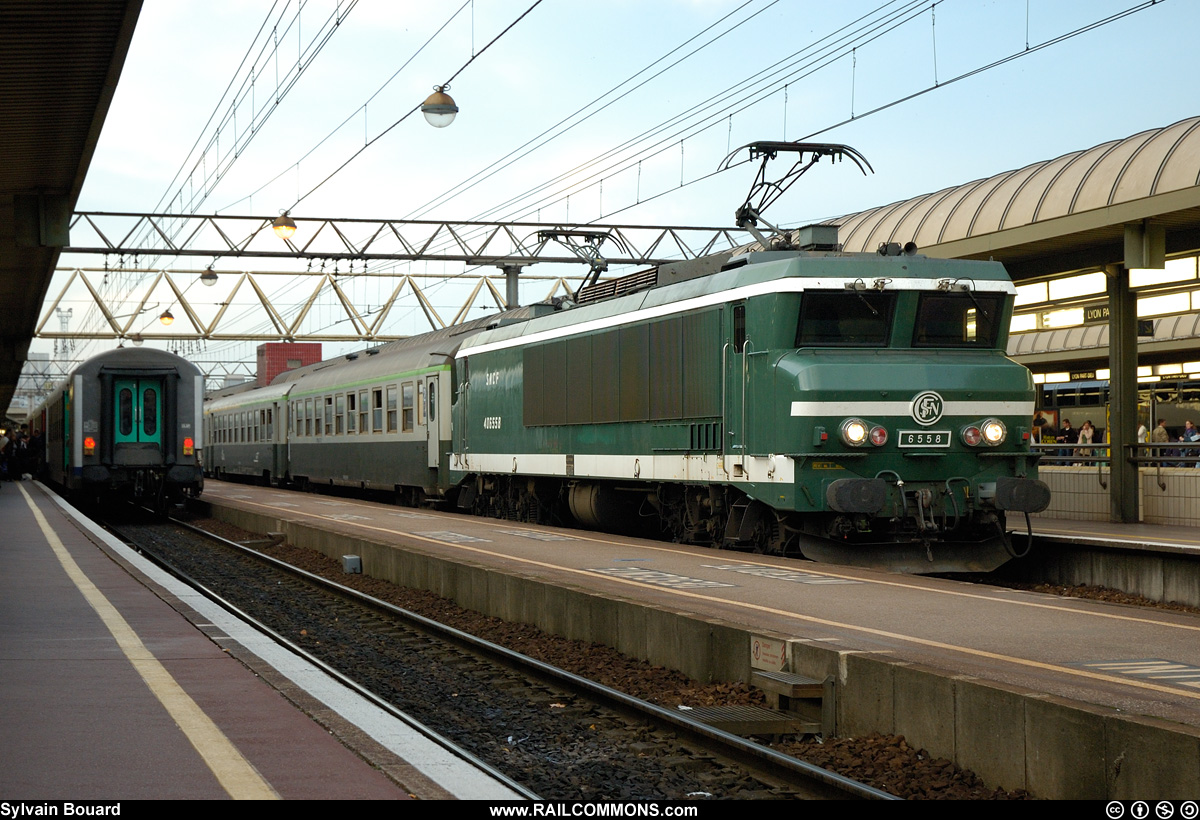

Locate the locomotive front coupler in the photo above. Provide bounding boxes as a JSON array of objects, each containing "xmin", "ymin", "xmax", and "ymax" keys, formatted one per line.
[{"xmin": 906, "ymin": 488, "xmax": 939, "ymax": 535}]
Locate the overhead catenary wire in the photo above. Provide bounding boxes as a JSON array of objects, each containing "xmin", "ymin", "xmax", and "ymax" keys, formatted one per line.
[
  {"xmin": 287, "ymin": 0, "xmax": 549, "ymax": 213},
  {"xmin": 203, "ymin": 0, "xmax": 548, "ymax": 344},
  {"xmin": 216, "ymin": 0, "xmax": 476, "ymax": 215},
  {"xmin": 76, "ymin": 0, "xmax": 1168, "ymax": 362},
  {"xmin": 381, "ymin": 0, "xmax": 1165, "ymax": 309}
]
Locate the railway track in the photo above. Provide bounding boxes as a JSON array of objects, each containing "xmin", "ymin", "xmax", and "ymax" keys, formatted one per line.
[{"xmin": 107, "ymin": 509, "xmax": 895, "ymax": 801}]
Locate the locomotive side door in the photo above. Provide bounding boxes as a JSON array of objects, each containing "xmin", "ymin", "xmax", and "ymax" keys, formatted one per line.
[
  {"xmin": 722, "ymin": 303, "xmax": 747, "ymax": 475},
  {"xmin": 114, "ymin": 378, "xmax": 164, "ymax": 449}
]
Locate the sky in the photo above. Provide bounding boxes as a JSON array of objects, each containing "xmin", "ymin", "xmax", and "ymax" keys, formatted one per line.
[{"xmin": 44, "ymin": 0, "xmax": 1200, "ymax": 376}]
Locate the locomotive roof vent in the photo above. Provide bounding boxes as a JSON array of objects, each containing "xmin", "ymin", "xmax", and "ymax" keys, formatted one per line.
[{"xmin": 792, "ymin": 224, "xmax": 839, "ymax": 251}]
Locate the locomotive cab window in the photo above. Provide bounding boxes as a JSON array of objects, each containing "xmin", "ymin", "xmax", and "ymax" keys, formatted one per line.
[
  {"xmin": 733, "ymin": 304, "xmax": 746, "ymax": 353},
  {"xmin": 912, "ymin": 292, "xmax": 1004, "ymax": 348},
  {"xmin": 796, "ymin": 291, "xmax": 896, "ymax": 347}
]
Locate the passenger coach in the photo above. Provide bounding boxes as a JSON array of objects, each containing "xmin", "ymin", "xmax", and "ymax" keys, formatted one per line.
[{"xmin": 33, "ymin": 347, "xmax": 204, "ymax": 505}]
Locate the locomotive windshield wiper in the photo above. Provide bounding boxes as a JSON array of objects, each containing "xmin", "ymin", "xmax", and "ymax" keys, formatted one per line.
[
  {"xmin": 844, "ymin": 279, "xmax": 879, "ymax": 316},
  {"xmin": 938, "ymin": 277, "xmax": 989, "ymax": 319},
  {"xmin": 857, "ymin": 292, "xmax": 880, "ymax": 317}
]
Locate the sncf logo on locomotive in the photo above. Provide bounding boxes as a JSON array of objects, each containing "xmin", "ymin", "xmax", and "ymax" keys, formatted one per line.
[{"xmin": 910, "ymin": 391, "xmax": 944, "ymax": 426}]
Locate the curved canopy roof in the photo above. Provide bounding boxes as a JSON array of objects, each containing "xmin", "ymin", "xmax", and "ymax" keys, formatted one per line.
[{"xmin": 829, "ymin": 117, "xmax": 1200, "ymax": 281}]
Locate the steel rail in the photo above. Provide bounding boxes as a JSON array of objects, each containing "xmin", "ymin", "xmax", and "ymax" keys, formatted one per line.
[
  {"xmin": 164, "ymin": 512, "xmax": 897, "ymax": 800},
  {"xmin": 106, "ymin": 510, "xmax": 540, "ymax": 801}
]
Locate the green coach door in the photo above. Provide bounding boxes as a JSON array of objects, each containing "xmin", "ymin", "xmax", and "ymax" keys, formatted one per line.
[{"xmin": 114, "ymin": 378, "xmax": 163, "ymax": 447}]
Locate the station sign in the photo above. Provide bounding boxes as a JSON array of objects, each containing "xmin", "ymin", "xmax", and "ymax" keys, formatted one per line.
[{"xmin": 1079, "ymin": 305, "xmax": 1154, "ymax": 336}]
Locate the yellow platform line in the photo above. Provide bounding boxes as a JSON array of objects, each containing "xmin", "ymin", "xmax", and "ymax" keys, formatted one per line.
[{"xmin": 20, "ymin": 484, "xmax": 278, "ymax": 800}]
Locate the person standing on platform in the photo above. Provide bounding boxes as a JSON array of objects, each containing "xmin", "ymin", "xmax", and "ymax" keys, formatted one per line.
[
  {"xmin": 1079, "ymin": 420, "xmax": 1096, "ymax": 465},
  {"xmin": 1184, "ymin": 420, "xmax": 1200, "ymax": 467},
  {"xmin": 1056, "ymin": 418, "xmax": 1079, "ymax": 462},
  {"xmin": 1152, "ymin": 419, "xmax": 1171, "ymax": 466}
]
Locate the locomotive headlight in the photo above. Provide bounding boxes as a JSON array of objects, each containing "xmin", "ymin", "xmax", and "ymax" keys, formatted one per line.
[
  {"xmin": 982, "ymin": 418, "xmax": 1006, "ymax": 446},
  {"xmin": 869, "ymin": 426, "xmax": 888, "ymax": 446},
  {"xmin": 961, "ymin": 426, "xmax": 983, "ymax": 447},
  {"xmin": 841, "ymin": 419, "xmax": 869, "ymax": 446}
]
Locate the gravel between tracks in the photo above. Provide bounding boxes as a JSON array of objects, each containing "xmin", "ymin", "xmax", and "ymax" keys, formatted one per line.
[{"xmin": 190, "ymin": 516, "xmax": 1031, "ymax": 800}]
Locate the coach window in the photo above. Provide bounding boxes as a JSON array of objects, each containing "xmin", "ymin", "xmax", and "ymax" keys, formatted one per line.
[
  {"xmin": 417, "ymin": 381, "xmax": 425, "ymax": 426},
  {"xmin": 387, "ymin": 386, "xmax": 398, "ymax": 433},
  {"xmin": 119, "ymin": 388, "xmax": 134, "ymax": 436},
  {"xmin": 373, "ymin": 389, "xmax": 384, "ymax": 432},
  {"xmin": 402, "ymin": 382, "xmax": 414, "ymax": 432},
  {"xmin": 346, "ymin": 393, "xmax": 356, "ymax": 433},
  {"xmin": 335, "ymin": 394, "xmax": 345, "ymax": 434},
  {"xmin": 294, "ymin": 402, "xmax": 303, "ymax": 438},
  {"xmin": 143, "ymin": 388, "xmax": 158, "ymax": 437},
  {"xmin": 360, "ymin": 390, "xmax": 370, "ymax": 433},
  {"xmin": 324, "ymin": 396, "xmax": 333, "ymax": 435},
  {"xmin": 306, "ymin": 398, "xmax": 314, "ymax": 437}
]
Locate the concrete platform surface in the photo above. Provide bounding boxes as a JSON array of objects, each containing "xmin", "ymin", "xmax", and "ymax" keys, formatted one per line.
[{"xmin": 0, "ymin": 481, "xmax": 522, "ymax": 800}]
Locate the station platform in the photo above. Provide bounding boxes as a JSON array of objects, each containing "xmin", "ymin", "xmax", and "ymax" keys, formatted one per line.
[
  {"xmin": 0, "ymin": 480, "xmax": 524, "ymax": 800},
  {"xmin": 195, "ymin": 479, "xmax": 1200, "ymax": 800},
  {"xmin": 1032, "ymin": 516, "xmax": 1200, "ymax": 556}
]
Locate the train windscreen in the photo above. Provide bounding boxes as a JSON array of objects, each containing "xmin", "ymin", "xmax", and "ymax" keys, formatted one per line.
[
  {"xmin": 795, "ymin": 291, "xmax": 896, "ymax": 347},
  {"xmin": 912, "ymin": 292, "xmax": 1004, "ymax": 348}
]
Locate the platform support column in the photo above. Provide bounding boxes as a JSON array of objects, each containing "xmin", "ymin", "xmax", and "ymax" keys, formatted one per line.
[
  {"xmin": 1106, "ymin": 263, "xmax": 1139, "ymax": 523},
  {"xmin": 500, "ymin": 264, "xmax": 524, "ymax": 309}
]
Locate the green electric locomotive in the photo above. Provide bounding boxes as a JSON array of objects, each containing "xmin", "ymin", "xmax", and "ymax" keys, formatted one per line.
[{"xmin": 450, "ymin": 243, "xmax": 1049, "ymax": 573}]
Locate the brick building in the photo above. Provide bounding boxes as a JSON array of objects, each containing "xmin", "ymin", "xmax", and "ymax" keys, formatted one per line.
[{"xmin": 257, "ymin": 342, "xmax": 322, "ymax": 386}]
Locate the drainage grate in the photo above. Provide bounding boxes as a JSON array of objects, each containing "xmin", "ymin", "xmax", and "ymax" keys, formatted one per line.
[{"xmin": 684, "ymin": 704, "xmax": 819, "ymax": 737}]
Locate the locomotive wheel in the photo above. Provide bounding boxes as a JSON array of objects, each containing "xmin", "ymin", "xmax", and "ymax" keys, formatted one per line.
[{"xmin": 748, "ymin": 509, "xmax": 788, "ymax": 556}]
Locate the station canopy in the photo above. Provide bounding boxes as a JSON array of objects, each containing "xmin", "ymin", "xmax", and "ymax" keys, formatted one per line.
[{"xmin": 827, "ymin": 116, "xmax": 1200, "ymax": 282}]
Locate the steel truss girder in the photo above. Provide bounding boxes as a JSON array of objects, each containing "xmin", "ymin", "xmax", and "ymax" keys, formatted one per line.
[
  {"xmin": 37, "ymin": 267, "xmax": 589, "ymax": 343},
  {"xmin": 66, "ymin": 212, "xmax": 747, "ymax": 266}
]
